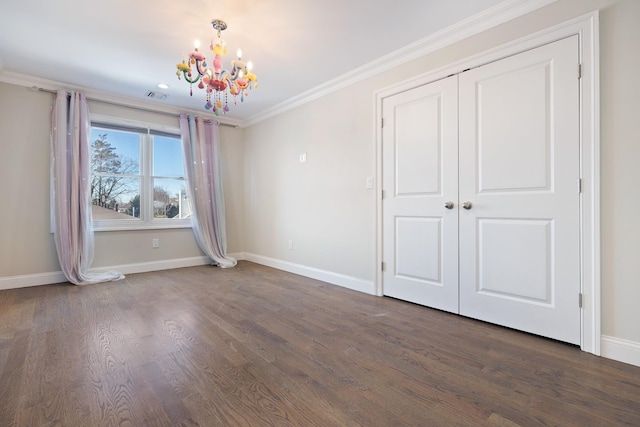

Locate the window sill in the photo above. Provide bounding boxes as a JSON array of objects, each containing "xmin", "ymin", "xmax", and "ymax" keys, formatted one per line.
[{"xmin": 92, "ymin": 220, "xmax": 192, "ymax": 232}]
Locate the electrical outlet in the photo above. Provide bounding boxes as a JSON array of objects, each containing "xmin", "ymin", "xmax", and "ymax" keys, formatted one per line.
[
  {"xmin": 299, "ymin": 153, "xmax": 307, "ymax": 163},
  {"xmin": 288, "ymin": 240, "xmax": 293, "ymax": 250},
  {"xmin": 152, "ymin": 238, "xmax": 159, "ymax": 248}
]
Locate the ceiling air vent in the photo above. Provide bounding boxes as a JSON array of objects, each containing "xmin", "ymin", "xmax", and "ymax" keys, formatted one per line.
[{"xmin": 145, "ymin": 90, "xmax": 168, "ymax": 100}]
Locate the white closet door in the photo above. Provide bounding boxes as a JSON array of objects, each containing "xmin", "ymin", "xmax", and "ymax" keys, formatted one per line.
[
  {"xmin": 458, "ymin": 35, "xmax": 581, "ymax": 344},
  {"xmin": 382, "ymin": 76, "xmax": 459, "ymax": 313}
]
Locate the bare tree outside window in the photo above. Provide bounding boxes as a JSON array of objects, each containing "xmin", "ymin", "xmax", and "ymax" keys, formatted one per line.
[
  {"xmin": 90, "ymin": 130, "xmax": 140, "ymax": 220},
  {"xmin": 91, "ymin": 133, "xmax": 139, "ymax": 208}
]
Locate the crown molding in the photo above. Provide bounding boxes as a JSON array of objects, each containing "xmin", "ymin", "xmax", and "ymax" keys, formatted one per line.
[
  {"xmin": 242, "ymin": 0, "xmax": 557, "ymax": 127},
  {"xmin": 0, "ymin": 71, "xmax": 243, "ymax": 127}
]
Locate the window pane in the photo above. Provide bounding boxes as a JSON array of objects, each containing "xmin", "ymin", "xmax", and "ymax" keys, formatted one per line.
[
  {"xmin": 91, "ymin": 177, "xmax": 141, "ymax": 220},
  {"xmin": 91, "ymin": 128, "xmax": 140, "ymax": 175},
  {"xmin": 153, "ymin": 136, "xmax": 184, "ymax": 178},
  {"xmin": 89, "ymin": 122, "xmax": 189, "ymax": 227},
  {"xmin": 153, "ymin": 179, "xmax": 189, "ymax": 219}
]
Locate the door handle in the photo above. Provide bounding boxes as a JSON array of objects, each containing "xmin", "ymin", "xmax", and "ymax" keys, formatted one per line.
[
  {"xmin": 462, "ymin": 201, "xmax": 472, "ymax": 210},
  {"xmin": 444, "ymin": 201, "xmax": 454, "ymax": 209}
]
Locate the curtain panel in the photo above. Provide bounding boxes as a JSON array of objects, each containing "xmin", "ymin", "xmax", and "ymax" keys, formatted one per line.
[
  {"xmin": 180, "ymin": 114, "xmax": 236, "ymax": 268},
  {"xmin": 50, "ymin": 90, "xmax": 124, "ymax": 285}
]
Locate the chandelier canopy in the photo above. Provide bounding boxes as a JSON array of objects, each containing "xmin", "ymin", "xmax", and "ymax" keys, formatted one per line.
[{"xmin": 176, "ymin": 19, "xmax": 258, "ymax": 115}]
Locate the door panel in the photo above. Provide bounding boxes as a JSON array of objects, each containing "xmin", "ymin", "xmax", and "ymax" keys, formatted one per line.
[
  {"xmin": 458, "ymin": 35, "xmax": 580, "ymax": 344},
  {"xmin": 395, "ymin": 98, "xmax": 442, "ymax": 195},
  {"xmin": 396, "ymin": 217, "xmax": 441, "ymax": 282},
  {"xmin": 476, "ymin": 61, "xmax": 551, "ymax": 192},
  {"xmin": 382, "ymin": 76, "xmax": 459, "ymax": 314},
  {"xmin": 477, "ymin": 218, "xmax": 552, "ymax": 303}
]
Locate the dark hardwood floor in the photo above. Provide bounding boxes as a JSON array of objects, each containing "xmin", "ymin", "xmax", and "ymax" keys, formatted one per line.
[{"xmin": 0, "ymin": 261, "xmax": 638, "ymax": 426}]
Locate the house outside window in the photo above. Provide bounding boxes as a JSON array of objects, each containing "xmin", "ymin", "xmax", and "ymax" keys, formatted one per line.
[{"xmin": 89, "ymin": 116, "xmax": 191, "ymax": 231}]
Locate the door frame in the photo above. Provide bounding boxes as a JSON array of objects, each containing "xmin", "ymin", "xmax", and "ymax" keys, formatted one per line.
[{"xmin": 374, "ymin": 12, "xmax": 600, "ymax": 355}]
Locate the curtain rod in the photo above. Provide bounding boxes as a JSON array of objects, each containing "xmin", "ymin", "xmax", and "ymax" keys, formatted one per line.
[{"xmin": 34, "ymin": 86, "xmax": 239, "ymax": 127}]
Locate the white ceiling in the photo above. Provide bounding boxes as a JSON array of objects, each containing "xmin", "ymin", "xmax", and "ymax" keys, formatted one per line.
[{"xmin": 0, "ymin": 0, "xmax": 517, "ymax": 122}]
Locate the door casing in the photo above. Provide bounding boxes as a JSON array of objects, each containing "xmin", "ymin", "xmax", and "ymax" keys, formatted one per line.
[{"xmin": 374, "ymin": 12, "xmax": 600, "ymax": 355}]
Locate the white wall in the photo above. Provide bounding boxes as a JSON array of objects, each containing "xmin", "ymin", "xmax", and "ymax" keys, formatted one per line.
[
  {"xmin": 598, "ymin": 0, "xmax": 640, "ymax": 352},
  {"xmin": 0, "ymin": 84, "xmax": 59, "ymax": 277},
  {"xmin": 0, "ymin": 82, "xmax": 245, "ymax": 285},
  {"xmin": 242, "ymin": 0, "xmax": 640, "ymax": 364},
  {"xmin": 243, "ymin": 82, "xmax": 376, "ymax": 283}
]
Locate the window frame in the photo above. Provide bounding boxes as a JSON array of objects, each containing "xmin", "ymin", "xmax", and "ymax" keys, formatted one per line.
[{"xmin": 89, "ymin": 114, "xmax": 191, "ymax": 232}]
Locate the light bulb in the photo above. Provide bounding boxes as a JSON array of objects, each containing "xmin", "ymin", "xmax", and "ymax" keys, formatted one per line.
[
  {"xmin": 194, "ymin": 39, "xmax": 201, "ymax": 49},
  {"xmin": 247, "ymin": 61, "xmax": 253, "ymax": 71},
  {"xmin": 237, "ymin": 48, "xmax": 242, "ymax": 59}
]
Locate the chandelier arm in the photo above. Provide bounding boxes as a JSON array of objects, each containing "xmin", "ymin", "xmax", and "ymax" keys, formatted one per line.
[
  {"xmin": 181, "ymin": 70, "xmax": 201, "ymax": 84},
  {"xmin": 221, "ymin": 68, "xmax": 240, "ymax": 83},
  {"xmin": 195, "ymin": 61, "xmax": 210, "ymax": 78}
]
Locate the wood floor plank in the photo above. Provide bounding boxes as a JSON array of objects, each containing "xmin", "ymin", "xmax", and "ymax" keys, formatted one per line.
[
  {"xmin": 0, "ymin": 329, "xmax": 29, "ymax": 426},
  {"xmin": 1, "ymin": 261, "xmax": 639, "ymax": 426}
]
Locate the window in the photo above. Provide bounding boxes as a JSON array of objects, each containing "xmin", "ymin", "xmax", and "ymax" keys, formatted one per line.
[{"xmin": 90, "ymin": 117, "xmax": 191, "ymax": 230}]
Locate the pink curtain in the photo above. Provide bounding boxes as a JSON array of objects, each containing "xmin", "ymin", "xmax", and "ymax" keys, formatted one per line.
[
  {"xmin": 50, "ymin": 90, "xmax": 124, "ymax": 285},
  {"xmin": 180, "ymin": 114, "xmax": 236, "ymax": 268}
]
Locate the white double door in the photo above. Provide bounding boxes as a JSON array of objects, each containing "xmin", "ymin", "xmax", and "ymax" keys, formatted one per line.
[{"xmin": 382, "ymin": 36, "xmax": 581, "ymax": 345}]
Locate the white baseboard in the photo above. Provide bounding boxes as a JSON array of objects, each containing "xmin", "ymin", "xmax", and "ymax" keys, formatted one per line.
[
  {"xmin": 0, "ymin": 253, "xmax": 374, "ymax": 296},
  {"xmin": 91, "ymin": 256, "xmax": 211, "ymax": 276},
  {"xmin": 242, "ymin": 252, "xmax": 376, "ymax": 295},
  {"xmin": 0, "ymin": 271, "xmax": 68, "ymax": 290},
  {"xmin": 0, "ymin": 256, "xmax": 214, "ymax": 290},
  {"xmin": 229, "ymin": 252, "xmax": 246, "ymax": 261},
  {"xmin": 601, "ymin": 335, "xmax": 640, "ymax": 368}
]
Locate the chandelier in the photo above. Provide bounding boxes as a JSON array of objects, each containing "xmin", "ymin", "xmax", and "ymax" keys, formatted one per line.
[{"xmin": 176, "ymin": 19, "xmax": 258, "ymax": 115}]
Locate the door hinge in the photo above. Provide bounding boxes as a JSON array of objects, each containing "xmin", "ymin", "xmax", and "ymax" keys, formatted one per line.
[
  {"xmin": 579, "ymin": 293, "xmax": 583, "ymax": 308},
  {"xmin": 381, "ymin": 190, "xmax": 385, "ymax": 200},
  {"xmin": 381, "ymin": 118, "xmax": 384, "ymax": 128},
  {"xmin": 381, "ymin": 261, "xmax": 386, "ymax": 271},
  {"xmin": 578, "ymin": 63, "xmax": 582, "ymax": 79},
  {"xmin": 578, "ymin": 178, "xmax": 582, "ymax": 193}
]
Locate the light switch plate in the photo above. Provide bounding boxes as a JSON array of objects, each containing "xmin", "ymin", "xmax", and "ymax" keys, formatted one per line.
[{"xmin": 366, "ymin": 176, "xmax": 373, "ymax": 189}]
